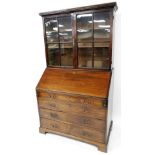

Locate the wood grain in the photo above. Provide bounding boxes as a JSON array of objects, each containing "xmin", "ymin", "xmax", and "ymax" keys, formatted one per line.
[
  {"xmin": 37, "ymin": 90, "xmax": 107, "ymax": 106},
  {"xmin": 38, "ymin": 97, "xmax": 107, "ymax": 120},
  {"xmin": 39, "ymin": 127, "xmax": 107, "ymax": 152},
  {"xmin": 40, "ymin": 118, "xmax": 105, "ymax": 143},
  {"xmin": 39, "ymin": 108, "xmax": 106, "ymax": 131},
  {"xmin": 36, "ymin": 68, "xmax": 111, "ymax": 98}
]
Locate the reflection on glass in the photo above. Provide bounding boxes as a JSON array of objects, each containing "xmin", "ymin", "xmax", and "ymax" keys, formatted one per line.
[
  {"xmin": 94, "ymin": 43, "xmax": 110, "ymax": 69},
  {"xmin": 48, "ymin": 44, "xmax": 60, "ymax": 66},
  {"xmin": 58, "ymin": 16, "xmax": 72, "ymax": 42},
  {"xmin": 45, "ymin": 18, "xmax": 58, "ymax": 43},
  {"xmin": 77, "ymin": 14, "xmax": 93, "ymax": 42},
  {"xmin": 78, "ymin": 43, "xmax": 92, "ymax": 68},
  {"xmin": 94, "ymin": 12, "xmax": 111, "ymax": 42},
  {"xmin": 60, "ymin": 44, "xmax": 73, "ymax": 66}
]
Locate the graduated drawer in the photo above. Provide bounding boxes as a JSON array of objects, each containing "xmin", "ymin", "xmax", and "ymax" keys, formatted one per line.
[
  {"xmin": 37, "ymin": 90, "xmax": 107, "ymax": 107},
  {"xmin": 38, "ymin": 97, "xmax": 107, "ymax": 120},
  {"xmin": 39, "ymin": 108, "xmax": 105, "ymax": 131},
  {"xmin": 40, "ymin": 118, "xmax": 105, "ymax": 143}
]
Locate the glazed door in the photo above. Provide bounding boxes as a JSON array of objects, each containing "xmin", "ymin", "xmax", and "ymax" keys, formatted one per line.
[
  {"xmin": 44, "ymin": 10, "xmax": 113, "ymax": 69},
  {"xmin": 44, "ymin": 15, "xmax": 73, "ymax": 67},
  {"xmin": 76, "ymin": 10, "xmax": 112, "ymax": 69}
]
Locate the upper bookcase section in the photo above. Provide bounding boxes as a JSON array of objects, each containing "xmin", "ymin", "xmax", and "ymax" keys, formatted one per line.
[{"xmin": 39, "ymin": 2, "xmax": 117, "ymax": 70}]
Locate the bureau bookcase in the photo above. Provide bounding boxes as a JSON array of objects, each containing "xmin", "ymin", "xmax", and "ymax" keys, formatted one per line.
[{"xmin": 36, "ymin": 2, "xmax": 117, "ymax": 152}]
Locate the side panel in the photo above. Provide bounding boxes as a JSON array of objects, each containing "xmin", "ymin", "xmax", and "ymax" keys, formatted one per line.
[{"xmin": 106, "ymin": 70, "xmax": 114, "ymax": 143}]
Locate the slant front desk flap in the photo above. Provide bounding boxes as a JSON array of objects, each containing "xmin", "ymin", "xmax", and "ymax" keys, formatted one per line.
[{"xmin": 36, "ymin": 68, "xmax": 111, "ymax": 98}]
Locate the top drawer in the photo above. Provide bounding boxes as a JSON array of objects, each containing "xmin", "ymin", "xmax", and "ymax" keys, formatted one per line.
[{"xmin": 37, "ymin": 90, "xmax": 107, "ymax": 108}]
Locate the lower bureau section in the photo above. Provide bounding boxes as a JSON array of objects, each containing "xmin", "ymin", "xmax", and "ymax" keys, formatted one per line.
[
  {"xmin": 40, "ymin": 118, "xmax": 105, "ymax": 144},
  {"xmin": 37, "ymin": 91, "xmax": 110, "ymax": 152}
]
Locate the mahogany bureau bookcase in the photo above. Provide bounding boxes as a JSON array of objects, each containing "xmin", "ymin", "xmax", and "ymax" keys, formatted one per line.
[{"xmin": 36, "ymin": 2, "xmax": 118, "ymax": 152}]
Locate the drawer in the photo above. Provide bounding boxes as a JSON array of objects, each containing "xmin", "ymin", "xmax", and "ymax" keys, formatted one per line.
[
  {"xmin": 39, "ymin": 108, "xmax": 106, "ymax": 131},
  {"xmin": 38, "ymin": 97, "xmax": 107, "ymax": 120},
  {"xmin": 37, "ymin": 90, "xmax": 107, "ymax": 108},
  {"xmin": 40, "ymin": 118, "xmax": 105, "ymax": 143}
]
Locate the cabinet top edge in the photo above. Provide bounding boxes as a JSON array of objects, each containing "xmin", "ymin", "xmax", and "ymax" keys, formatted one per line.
[{"xmin": 39, "ymin": 2, "xmax": 118, "ymax": 17}]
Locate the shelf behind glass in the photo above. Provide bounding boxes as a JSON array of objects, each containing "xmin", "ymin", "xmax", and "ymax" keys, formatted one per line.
[
  {"xmin": 45, "ymin": 18, "xmax": 58, "ymax": 43},
  {"xmin": 77, "ymin": 13, "xmax": 93, "ymax": 42},
  {"xmin": 78, "ymin": 43, "xmax": 92, "ymax": 68},
  {"xmin": 94, "ymin": 11, "xmax": 111, "ymax": 42},
  {"xmin": 47, "ymin": 44, "xmax": 60, "ymax": 66},
  {"xmin": 58, "ymin": 16, "xmax": 72, "ymax": 42},
  {"xmin": 60, "ymin": 43, "xmax": 73, "ymax": 66}
]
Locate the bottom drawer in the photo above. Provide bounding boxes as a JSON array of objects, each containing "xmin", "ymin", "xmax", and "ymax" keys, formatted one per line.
[{"xmin": 40, "ymin": 118, "xmax": 105, "ymax": 143}]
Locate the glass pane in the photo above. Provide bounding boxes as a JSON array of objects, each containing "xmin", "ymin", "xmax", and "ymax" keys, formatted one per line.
[
  {"xmin": 45, "ymin": 18, "xmax": 58, "ymax": 43},
  {"xmin": 94, "ymin": 43, "xmax": 110, "ymax": 69},
  {"xmin": 77, "ymin": 14, "xmax": 93, "ymax": 42},
  {"xmin": 48, "ymin": 44, "xmax": 60, "ymax": 66},
  {"xmin": 60, "ymin": 44, "xmax": 73, "ymax": 66},
  {"xmin": 94, "ymin": 12, "xmax": 111, "ymax": 42},
  {"xmin": 78, "ymin": 43, "xmax": 92, "ymax": 68},
  {"xmin": 58, "ymin": 16, "xmax": 72, "ymax": 42}
]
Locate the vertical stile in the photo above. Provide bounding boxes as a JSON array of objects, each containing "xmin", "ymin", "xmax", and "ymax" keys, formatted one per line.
[
  {"xmin": 57, "ymin": 17, "xmax": 61, "ymax": 66},
  {"xmin": 92, "ymin": 13, "xmax": 94, "ymax": 68}
]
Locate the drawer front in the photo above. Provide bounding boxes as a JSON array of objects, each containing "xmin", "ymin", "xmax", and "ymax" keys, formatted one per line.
[
  {"xmin": 39, "ymin": 108, "xmax": 106, "ymax": 131},
  {"xmin": 40, "ymin": 118, "xmax": 105, "ymax": 143},
  {"xmin": 37, "ymin": 90, "xmax": 107, "ymax": 107},
  {"xmin": 38, "ymin": 97, "xmax": 107, "ymax": 120}
]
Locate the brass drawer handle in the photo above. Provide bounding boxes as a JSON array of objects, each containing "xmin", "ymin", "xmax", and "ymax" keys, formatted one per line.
[
  {"xmin": 50, "ymin": 113, "xmax": 58, "ymax": 119},
  {"xmin": 81, "ymin": 118, "xmax": 90, "ymax": 125},
  {"xmin": 52, "ymin": 94, "xmax": 56, "ymax": 99},
  {"xmin": 81, "ymin": 131, "xmax": 91, "ymax": 137},
  {"xmin": 51, "ymin": 124, "xmax": 58, "ymax": 129},
  {"xmin": 49, "ymin": 103, "xmax": 56, "ymax": 108},
  {"xmin": 49, "ymin": 94, "xmax": 56, "ymax": 99},
  {"xmin": 46, "ymin": 91, "xmax": 56, "ymax": 99}
]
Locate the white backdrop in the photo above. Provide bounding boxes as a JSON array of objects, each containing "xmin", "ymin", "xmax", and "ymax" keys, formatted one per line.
[{"xmin": 0, "ymin": 0, "xmax": 155, "ymax": 154}]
